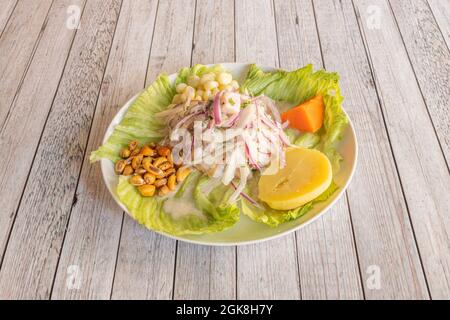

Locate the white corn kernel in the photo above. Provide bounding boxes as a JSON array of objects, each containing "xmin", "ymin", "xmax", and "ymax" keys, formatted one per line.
[
  {"xmin": 230, "ymin": 80, "xmax": 239, "ymax": 89},
  {"xmin": 176, "ymin": 83, "xmax": 187, "ymax": 93},
  {"xmin": 187, "ymin": 75, "xmax": 200, "ymax": 88},
  {"xmin": 194, "ymin": 95, "xmax": 202, "ymax": 101},
  {"xmin": 224, "ymin": 84, "xmax": 233, "ymax": 91},
  {"xmin": 203, "ymin": 80, "xmax": 219, "ymax": 91},
  {"xmin": 184, "ymin": 85, "xmax": 195, "ymax": 99},
  {"xmin": 217, "ymin": 72, "xmax": 232, "ymax": 85},
  {"xmin": 180, "ymin": 93, "xmax": 188, "ymax": 102},
  {"xmin": 200, "ymin": 73, "xmax": 215, "ymax": 85}
]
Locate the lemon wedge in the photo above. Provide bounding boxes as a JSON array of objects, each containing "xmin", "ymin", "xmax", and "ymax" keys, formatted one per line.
[{"xmin": 258, "ymin": 147, "xmax": 332, "ymax": 210}]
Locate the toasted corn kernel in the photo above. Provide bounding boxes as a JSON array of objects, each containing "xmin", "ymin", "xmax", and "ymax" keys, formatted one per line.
[
  {"xmin": 138, "ymin": 184, "xmax": 156, "ymax": 197},
  {"xmin": 157, "ymin": 146, "xmax": 171, "ymax": 157},
  {"xmin": 176, "ymin": 166, "xmax": 191, "ymax": 183},
  {"xmin": 130, "ymin": 147, "xmax": 141, "ymax": 156},
  {"xmin": 147, "ymin": 164, "xmax": 164, "ymax": 176},
  {"xmin": 131, "ymin": 155, "xmax": 143, "ymax": 170},
  {"xmin": 153, "ymin": 156, "xmax": 167, "ymax": 168},
  {"xmin": 168, "ymin": 174, "xmax": 176, "ymax": 191},
  {"xmin": 167, "ymin": 152, "xmax": 174, "ymax": 164},
  {"xmin": 122, "ymin": 165, "xmax": 134, "ymax": 176},
  {"xmin": 156, "ymin": 172, "xmax": 166, "ymax": 179},
  {"xmin": 128, "ymin": 140, "xmax": 139, "ymax": 151},
  {"xmin": 115, "ymin": 160, "xmax": 127, "ymax": 174},
  {"xmin": 164, "ymin": 168, "xmax": 176, "ymax": 177},
  {"xmin": 135, "ymin": 167, "xmax": 146, "ymax": 175},
  {"xmin": 158, "ymin": 161, "xmax": 172, "ymax": 171},
  {"xmin": 144, "ymin": 173, "xmax": 156, "ymax": 184},
  {"xmin": 129, "ymin": 175, "xmax": 145, "ymax": 186},
  {"xmin": 140, "ymin": 145, "xmax": 157, "ymax": 157},
  {"xmin": 154, "ymin": 178, "xmax": 167, "ymax": 188},
  {"xmin": 158, "ymin": 185, "xmax": 170, "ymax": 196},
  {"xmin": 120, "ymin": 148, "xmax": 131, "ymax": 158},
  {"xmin": 142, "ymin": 157, "xmax": 152, "ymax": 171}
]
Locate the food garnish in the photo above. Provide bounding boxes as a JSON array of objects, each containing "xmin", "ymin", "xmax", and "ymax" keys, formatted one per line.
[
  {"xmin": 258, "ymin": 147, "xmax": 332, "ymax": 210},
  {"xmin": 281, "ymin": 95, "xmax": 324, "ymax": 133},
  {"xmin": 114, "ymin": 140, "xmax": 190, "ymax": 197},
  {"xmin": 91, "ymin": 64, "xmax": 348, "ymax": 234}
]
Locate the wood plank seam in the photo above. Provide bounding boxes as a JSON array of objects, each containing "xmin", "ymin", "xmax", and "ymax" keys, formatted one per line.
[
  {"xmin": 0, "ymin": 0, "xmax": 88, "ymax": 272},
  {"xmin": 345, "ymin": 194, "xmax": 367, "ymax": 299},
  {"xmin": 349, "ymin": 0, "xmax": 432, "ymax": 298},
  {"xmin": 0, "ymin": 0, "xmax": 18, "ymax": 39},
  {"xmin": 308, "ymin": 0, "xmax": 366, "ymax": 299},
  {"xmin": 387, "ymin": 0, "xmax": 449, "ymax": 170},
  {"xmin": 272, "ymin": 0, "xmax": 302, "ymax": 299},
  {"xmin": 0, "ymin": 0, "xmax": 55, "ymax": 132},
  {"xmin": 108, "ymin": 0, "xmax": 161, "ymax": 300},
  {"xmin": 108, "ymin": 214, "xmax": 125, "ymax": 299},
  {"xmin": 171, "ymin": 0, "xmax": 198, "ymax": 300},
  {"xmin": 426, "ymin": 0, "xmax": 450, "ymax": 51},
  {"xmin": 272, "ymin": 0, "xmax": 304, "ymax": 300},
  {"xmin": 46, "ymin": 0, "xmax": 125, "ymax": 298}
]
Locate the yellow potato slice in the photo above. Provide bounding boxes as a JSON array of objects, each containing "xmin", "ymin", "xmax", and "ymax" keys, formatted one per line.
[{"xmin": 258, "ymin": 147, "xmax": 332, "ymax": 210}]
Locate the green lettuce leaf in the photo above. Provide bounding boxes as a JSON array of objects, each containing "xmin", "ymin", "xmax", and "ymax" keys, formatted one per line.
[
  {"xmin": 241, "ymin": 64, "xmax": 286, "ymax": 96},
  {"xmin": 116, "ymin": 172, "xmax": 239, "ymax": 236},
  {"xmin": 90, "ymin": 74, "xmax": 175, "ymax": 162},
  {"xmin": 241, "ymin": 177, "xmax": 339, "ymax": 227},
  {"xmin": 242, "ymin": 64, "xmax": 348, "ymax": 172}
]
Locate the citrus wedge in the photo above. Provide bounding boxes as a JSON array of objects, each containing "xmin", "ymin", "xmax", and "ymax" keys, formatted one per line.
[{"xmin": 258, "ymin": 147, "xmax": 332, "ymax": 210}]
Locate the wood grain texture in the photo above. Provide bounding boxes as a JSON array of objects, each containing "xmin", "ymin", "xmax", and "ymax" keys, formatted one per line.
[
  {"xmin": 0, "ymin": 0, "xmax": 17, "ymax": 36},
  {"xmin": 111, "ymin": 0, "xmax": 197, "ymax": 299},
  {"xmin": 427, "ymin": 0, "xmax": 450, "ymax": 48},
  {"xmin": 51, "ymin": 0, "xmax": 158, "ymax": 300},
  {"xmin": 274, "ymin": 0, "xmax": 363, "ymax": 299},
  {"xmin": 389, "ymin": 0, "xmax": 450, "ymax": 166},
  {"xmin": 354, "ymin": 0, "xmax": 450, "ymax": 299},
  {"xmin": 173, "ymin": 0, "xmax": 236, "ymax": 300},
  {"xmin": 235, "ymin": 0, "xmax": 300, "ymax": 300},
  {"xmin": 112, "ymin": 217, "xmax": 176, "ymax": 300},
  {"xmin": 0, "ymin": 0, "xmax": 85, "ymax": 266},
  {"xmin": 313, "ymin": 0, "xmax": 429, "ymax": 299},
  {"xmin": 0, "ymin": 0, "xmax": 122, "ymax": 299},
  {"xmin": 0, "ymin": 0, "xmax": 53, "ymax": 125}
]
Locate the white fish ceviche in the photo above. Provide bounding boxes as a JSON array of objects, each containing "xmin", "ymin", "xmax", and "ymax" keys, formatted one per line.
[{"xmin": 91, "ymin": 64, "xmax": 348, "ymax": 235}]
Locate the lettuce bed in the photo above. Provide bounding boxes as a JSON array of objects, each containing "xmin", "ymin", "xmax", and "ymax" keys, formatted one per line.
[{"xmin": 91, "ymin": 64, "xmax": 348, "ymax": 234}]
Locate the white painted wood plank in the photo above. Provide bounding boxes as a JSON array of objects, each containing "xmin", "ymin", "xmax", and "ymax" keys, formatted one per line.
[
  {"xmin": 428, "ymin": 0, "xmax": 450, "ymax": 48},
  {"xmin": 0, "ymin": 0, "xmax": 85, "ymax": 267},
  {"xmin": 313, "ymin": 0, "xmax": 429, "ymax": 299},
  {"xmin": 174, "ymin": 0, "xmax": 236, "ymax": 300},
  {"xmin": 274, "ymin": 0, "xmax": 363, "ymax": 299},
  {"xmin": 235, "ymin": 0, "xmax": 300, "ymax": 300},
  {"xmin": 51, "ymin": 0, "xmax": 158, "ymax": 300},
  {"xmin": 353, "ymin": 0, "xmax": 450, "ymax": 299},
  {"xmin": 0, "ymin": 0, "xmax": 122, "ymax": 299},
  {"xmin": 389, "ymin": 0, "xmax": 450, "ymax": 166},
  {"xmin": 112, "ymin": 219, "xmax": 176, "ymax": 300},
  {"xmin": 0, "ymin": 0, "xmax": 53, "ymax": 125},
  {"xmin": 0, "ymin": 0, "xmax": 16, "ymax": 35},
  {"xmin": 111, "ymin": 0, "xmax": 197, "ymax": 299}
]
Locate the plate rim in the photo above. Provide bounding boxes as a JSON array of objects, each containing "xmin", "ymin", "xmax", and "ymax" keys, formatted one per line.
[{"xmin": 100, "ymin": 62, "xmax": 359, "ymax": 246}]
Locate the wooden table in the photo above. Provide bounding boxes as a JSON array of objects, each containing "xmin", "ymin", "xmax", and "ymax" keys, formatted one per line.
[{"xmin": 0, "ymin": 0, "xmax": 448, "ymax": 300}]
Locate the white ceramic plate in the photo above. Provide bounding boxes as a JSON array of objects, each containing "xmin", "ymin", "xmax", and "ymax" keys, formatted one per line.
[{"xmin": 101, "ymin": 63, "xmax": 358, "ymax": 246}]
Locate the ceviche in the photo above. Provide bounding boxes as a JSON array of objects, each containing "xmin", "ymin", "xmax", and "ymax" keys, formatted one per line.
[{"xmin": 91, "ymin": 64, "xmax": 348, "ymax": 235}]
